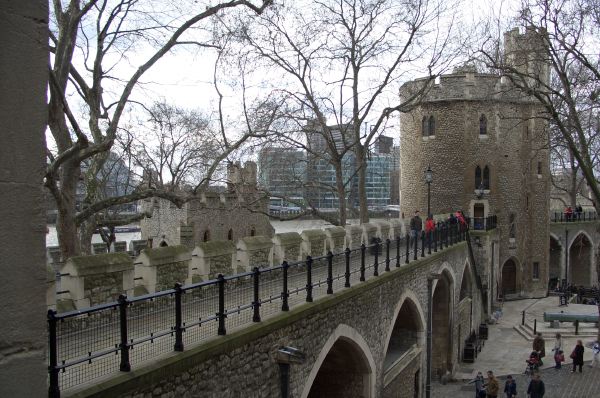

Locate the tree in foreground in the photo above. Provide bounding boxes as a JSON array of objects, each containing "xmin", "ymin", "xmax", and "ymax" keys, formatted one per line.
[{"xmin": 47, "ymin": 0, "xmax": 273, "ymax": 258}]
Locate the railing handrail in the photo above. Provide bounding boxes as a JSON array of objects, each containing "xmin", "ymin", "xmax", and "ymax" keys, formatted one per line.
[{"xmin": 48, "ymin": 222, "xmax": 478, "ymax": 396}]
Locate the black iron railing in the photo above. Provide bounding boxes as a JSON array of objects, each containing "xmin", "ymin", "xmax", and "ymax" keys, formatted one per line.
[
  {"xmin": 465, "ymin": 215, "xmax": 497, "ymax": 231},
  {"xmin": 551, "ymin": 211, "xmax": 598, "ymax": 223},
  {"xmin": 48, "ymin": 223, "xmax": 473, "ymax": 397}
]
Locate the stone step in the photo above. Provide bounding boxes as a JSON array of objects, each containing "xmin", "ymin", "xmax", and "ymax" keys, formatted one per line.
[{"xmin": 513, "ymin": 323, "xmax": 597, "ymax": 339}]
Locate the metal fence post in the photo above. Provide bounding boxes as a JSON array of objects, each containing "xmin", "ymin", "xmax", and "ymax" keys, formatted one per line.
[
  {"xmin": 428, "ymin": 231, "xmax": 432, "ymax": 255},
  {"xmin": 533, "ymin": 318, "xmax": 537, "ymax": 335},
  {"xmin": 373, "ymin": 241, "xmax": 379, "ymax": 277},
  {"xmin": 306, "ymin": 256, "xmax": 313, "ymax": 302},
  {"xmin": 327, "ymin": 252, "xmax": 334, "ymax": 294},
  {"xmin": 253, "ymin": 267, "xmax": 261, "ymax": 322},
  {"xmin": 434, "ymin": 227, "xmax": 438, "ymax": 252},
  {"xmin": 575, "ymin": 320, "xmax": 579, "ymax": 335},
  {"xmin": 413, "ymin": 231, "xmax": 418, "ymax": 260},
  {"xmin": 522, "ymin": 311, "xmax": 525, "ymax": 326},
  {"xmin": 118, "ymin": 294, "xmax": 131, "ymax": 371},
  {"xmin": 405, "ymin": 233, "xmax": 410, "ymax": 264},
  {"xmin": 360, "ymin": 244, "xmax": 366, "ymax": 281},
  {"xmin": 48, "ymin": 309, "xmax": 60, "ymax": 398},
  {"xmin": 217, "ymin": 274, "xmax": 226, "ymax": 335},
  {"xmin": 421, "ymin": 231, "xmax": 425, "ymax": 257},
  {"xmin": 174, "ymin": 283, "xmax": 184, "ymax": 352},
  {"xmin": 282, "ymin": 261, "xmax": 290, "ymax": 310},
  {"xmin": 385, "ymin": 239, "xmax": 391, "ymax": 272},
  {"xmin": 344, "ymin": 248, "xmax": 351, "ymax": 287},
  {"xmin": 396, "ymin": 236, "xmax": 401, "ymax": 268}
]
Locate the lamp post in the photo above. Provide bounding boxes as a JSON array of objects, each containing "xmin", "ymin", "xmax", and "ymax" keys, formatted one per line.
[
  {"xmin": 426, "ymin": 273, "xmax": 442, "ymax": 398},
  {"xmin": 424, "ymin": 165, "xmax": 433, "ymax": 216}
]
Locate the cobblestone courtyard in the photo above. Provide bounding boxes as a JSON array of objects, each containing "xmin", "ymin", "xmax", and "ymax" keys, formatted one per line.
[
  {"xmin": 432, "ymin": 365, "xmax": 600, "ymax": 398},
  {"xmin": 432, "ymin": 296, "xmax": 600, "ymax": 398}
]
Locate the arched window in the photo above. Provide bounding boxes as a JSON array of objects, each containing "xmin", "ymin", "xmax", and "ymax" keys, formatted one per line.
[
  {"xmin": 203, "ymin": 230, "xmax": 210, "ymax": 242},
  {"xmin": 483, "ymin": 165, "xmax": 490, "ymax": 189},
  {"xmin": 475, "ymin": 166, "xmax": 482, "ymax": 189},
  {"xmin": 250, "ymin": 227, "xmax": 256, "ymax": 237},
  {"xmin": 159, "ymin": 240, "xmax": 168, "ymax": 247},
  {"xmin": 428, "ymin": 116, "xmax": 436, "ymax": 136},
  {"xmin": 227, "ymin": 229, "xmax": 233, "ymax": 241},
  {"xmin": 422, "ymin": 116, "xmax": 428, "ymax": 136},
  {"xmin": 479, "ymin": 114, "xmax": 487, "ymax": 135}
]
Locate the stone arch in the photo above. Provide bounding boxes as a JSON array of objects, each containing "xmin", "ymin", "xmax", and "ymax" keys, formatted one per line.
[
  {"xmin": 500, "ymin": 257, "xmax": 521, "ymax": 296},
  {"xmin": 382, "ymin": 291, "xmax": 426, "ymax": 371},
  {"xmin": 302, "ymin": 324, "xmax": 376, "ymax": 398},
  {"xmin": 431, "ymin": 267, "xmax": 454, "ymax": 378},
  {"xmin": 549, "ymin": 233, "xmax": 562, "ymax": 289},
  {"xmin": 568, "ymin": 232, "xmax": 593, "ymax": 286},
  {"xmin": 459, "ymin": 261, "xmax": 473, "ymax": 301}
]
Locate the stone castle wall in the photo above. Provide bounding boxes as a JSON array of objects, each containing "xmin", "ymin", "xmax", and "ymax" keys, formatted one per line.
[{"xmin": 399, "ymin": 29, "xmax": 551, "ymax": 298}]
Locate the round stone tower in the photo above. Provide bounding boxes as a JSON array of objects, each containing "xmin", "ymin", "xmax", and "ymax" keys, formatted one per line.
[{"xmin": 399, "ymin": 27, "xmax": 551, "ymax": 298}]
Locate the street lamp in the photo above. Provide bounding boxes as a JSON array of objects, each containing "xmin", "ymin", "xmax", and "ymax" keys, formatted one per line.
[
  {"xmin": 424, "ymin": 165, "xmax": 433, "ymax": 216},
  {"xmin": 426, "ymin": 273, "xmax": 442, "ymax": 398}
]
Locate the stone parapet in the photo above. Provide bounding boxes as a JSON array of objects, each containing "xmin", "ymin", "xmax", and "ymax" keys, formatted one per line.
[
  {"xmin": 60, "ymin": 252, "xmax": 134, "ymax": 309},
  {"xmin": 325, "ymin": 226, "xmax": 346, "ymax": 253},
  {"xmin": 236, "ymin": 236, "xmax": 273, "ymax": 271},
  {"xmin": 362, "ymin": 223, "xmax": 379, "ymax": 245},
  {"xmin": 134, "ymin": 245, "xmax": 192, "ymax": 294},
  {"xmin": 272, "ymin": 232, "xmax": 303, "ymax": 264},
  {"xmin": 345, "ymin": 225, "xmax": 364, "ymax": 249},
  {"xmin": 129, "ymin": 239, "xmax": 148, "ymax": 256},
  {"xmin": 389, "ymin": 219, "xmax": 405, "ymax": 238},
  {"xmin": 192, "ymin": 241, "xmax": 236, "ymax": 281},
  {"xmin": 300, "ymin": 229, "xmax": 327, "ymax": 257},
  {"xmin": 374, "ymin": 221, "xmax": 392, "ymax": 241}
]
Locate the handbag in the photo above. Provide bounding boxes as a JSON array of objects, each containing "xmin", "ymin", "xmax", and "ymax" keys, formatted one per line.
[
  {"xmin": 559, "ymin": 352, "xmax": 565, "ymax": 362},
  {"xmin": 570, "ymin": 350, "xmax": 576, "ymax": 359}
]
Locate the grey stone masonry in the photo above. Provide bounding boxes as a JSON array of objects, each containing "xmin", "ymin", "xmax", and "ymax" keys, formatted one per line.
[
  {"xmin": 60, "ymin": 252, "xmax": 134, "ymax": 309},
  {"xmin": 324, "ymin": 226, "xmax": 346, "ymax": 253},
  {"xmin": 272, "ymin": 232, "xmax": 303, "ymax": 264},
  {"xmin": 134, "ymin": 246, "xmax": 192, "ymax": 294},
  {"xmin": 236, "ymin": 236, "xmax": 274, "ymax": 271},
  {"xmin": 192, "ymin": 240, "xmax": 237, "ymax": 281},
  {"xmin": 345, "ymin": 225, "xmax": 364, "ymax": 249},
  {"xmin": 300, "ymin": 229, "xmax": 327, "ymax": 257}
]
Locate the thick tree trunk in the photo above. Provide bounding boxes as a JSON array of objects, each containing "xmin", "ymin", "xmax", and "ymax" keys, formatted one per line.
[
  {"xmin": 56, "ymin": 159, "xmax": 81, "ymax": 260},
  {"xmin": 355, "ymin": 145, "xmax": 369, "ymax": 224},
  {"xmin": 334, "ymin": 166, "xmax": 347, "ymax": 226}
]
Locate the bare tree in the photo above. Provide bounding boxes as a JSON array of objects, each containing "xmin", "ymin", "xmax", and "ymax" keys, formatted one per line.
[
  {"xmin": 236, "ymin": 0, "xmax": 459, "ymax": 224},
  {"xmin": 478, "ymin": 0, "xmax": 600, "ymax": 212},
  {"xmin": 47, "ymin": 0, "xmax": 273, "ymax": 258}
]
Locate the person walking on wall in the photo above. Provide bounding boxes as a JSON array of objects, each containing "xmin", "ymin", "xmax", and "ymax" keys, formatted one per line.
[
  {"xmin": 409, "ymin": 210, "xmax": 422, "ymax": 242},
  {"xmin": 485, "ymin": 370, "xmax": 499, "ymax": 398},
  {"xmin": 425, "ymin": 214, "xmax": 435, "ymax": 245},
  {"xmin": 590, "ymin": 341, "xmax": 600, "ymax": 368},
  {"xmin": 503, "ymin": 375, "xmax": 517, "ymax": 398},
  {"xmin": 527, "ymin": 373, "xmax": 545, "ymax": 398},
  {"xmin": 552, "ymin": 333, "xmax": 563, "ymax": 369},
  {"xmin": 570, "ymin": 339, "xmax": 584, "ymax": 373},
  {"xmin": 533, "ymin": 333, "xmax": 546, "ymax": 366}
]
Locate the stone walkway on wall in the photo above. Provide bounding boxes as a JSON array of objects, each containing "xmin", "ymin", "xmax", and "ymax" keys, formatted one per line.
[{"xmin": 432, "ymin": 296, "xmax": 600, "ymax": 398}]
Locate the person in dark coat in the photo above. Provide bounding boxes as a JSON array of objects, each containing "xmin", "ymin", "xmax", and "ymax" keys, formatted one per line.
[
  {"xmin": 527, "ymin": 373, "xmax": 545, "ymax": 398},
  {"xmin": 532, "ymin": 332, "xmax": 545, "ymax": 365},
  {"xmin": 503, "ymin": 375, "xmax": 517, "ymax": 398},
  {"xmin": 571, "ymin": 339, "xmax": 585, "ymax": 373}
]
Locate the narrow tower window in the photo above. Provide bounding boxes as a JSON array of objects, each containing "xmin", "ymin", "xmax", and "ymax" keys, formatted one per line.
[
  {"xmin": 483, "ymin": 166, "xmax": 490, "ymax": 189},
  {"xmin": 479, "ymin": 114, "xmax": 487, "ymax": 135},
  {"xmin": 203, "ymin": 230, "xmax": 210, "ymax": 242},
  {"xmin": 422, "ymin": 116, "xmax": 428, "ymax": 136},
  {"xmin": 428, "ymin": 116, "xmax": 436, "ymax": 136},
  {"xmin": 475, "ymin": 166, "xmax": 482, "ymax": 189}
]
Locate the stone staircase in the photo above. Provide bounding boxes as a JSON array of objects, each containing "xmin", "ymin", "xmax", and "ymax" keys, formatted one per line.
[{"xmin": 513, "ymin": 320, "xmax": 598, "ymax": 340}]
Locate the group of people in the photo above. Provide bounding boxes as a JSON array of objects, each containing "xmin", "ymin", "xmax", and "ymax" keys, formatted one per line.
[
  {"xmin": 563, "ymin": 205, "xmax": 584, "ymax": 221},
  {"xmin": 408, "ymin": 209, "xmax": 468, "ymax": 240},
  {"xmin": 470, "ymin": 334, "xmax": 600, "ymax": 398},
  {"xmin": 470, "ymin": 370, "xmax": 544, "ymax": 398}
]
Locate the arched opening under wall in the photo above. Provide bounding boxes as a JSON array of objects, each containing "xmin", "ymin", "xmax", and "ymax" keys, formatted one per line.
[
  {"xmin": 307, "ymin": 337, "xmax": 373, "ymax": 398},
  {"xmin": 432, "ymin": 271, "xmax": 453, "ymax": 378},
  {"xmin": 549, "ymin": 236, "xmax": 562, "ymax": 290},
  {"xmin": 159, "ymin": 240, "xmax": 168, "ymax": 247},
  {"xmin": 458, "ymin": 265, "xmax": 473, "ymax": 362},
  {"xmin": 501, "ymin": 259, "xmax": 518, "ymax": 296},
  {"xmin": 569, "ymin": 233, "xmax": 592, "ymax": 286},
  {"xmin": 383, "ymin": 297, "xmax": 424, "ymax": 370}
]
